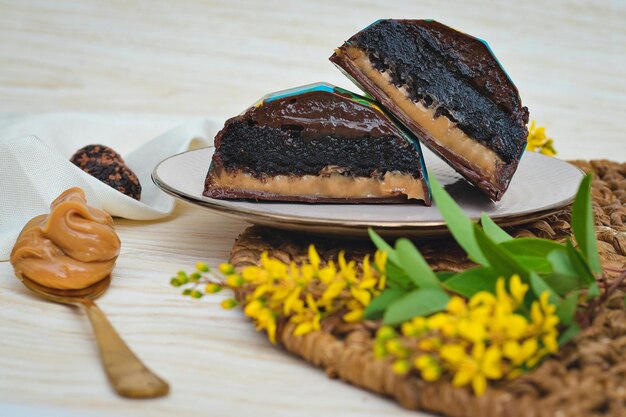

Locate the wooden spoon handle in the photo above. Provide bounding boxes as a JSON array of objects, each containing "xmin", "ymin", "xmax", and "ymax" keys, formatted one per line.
[{"xmin": 79, "ymin": 299, "xmax": 169, "ymax": 398}]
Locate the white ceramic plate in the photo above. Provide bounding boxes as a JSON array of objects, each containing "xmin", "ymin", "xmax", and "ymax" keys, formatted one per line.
[{"xmin": 152, "ymin": 147, "xmax": 583, "ymax": 238}]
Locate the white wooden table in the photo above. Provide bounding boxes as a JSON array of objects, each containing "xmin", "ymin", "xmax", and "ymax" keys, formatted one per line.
[{"xmin": 0, "ymin": 1, "xmax": 624, "ymax": 416}]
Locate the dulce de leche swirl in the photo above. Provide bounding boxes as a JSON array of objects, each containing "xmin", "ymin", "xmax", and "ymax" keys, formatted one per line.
[{"xmin": 10, "ymin": 187, "xmax": 121, "ymax": 290}]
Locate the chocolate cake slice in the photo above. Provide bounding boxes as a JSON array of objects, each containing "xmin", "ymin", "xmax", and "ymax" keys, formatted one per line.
[
  {"xmin": 204, "ymin": 83, "xmax": 430, "ymax": 204},
  {"xmin": 330, "ymin": 19, "xmax": 529, "ymax": 201}
]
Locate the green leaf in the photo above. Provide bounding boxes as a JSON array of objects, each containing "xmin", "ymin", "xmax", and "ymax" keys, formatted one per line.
[
  {"xmin": 364, "ymin": 288, "xmax": 407, "ymax": 320},
  {"xmin": 556, "ymin": 291, "xmax": 579, "ymax": 326},
  {"xmin": 443, "ymin": 267, "xmax": 499, "ymax": 298},
  {"xmin": 571, "ymin": 174, "xmax": 601, "ymax": 274},
  {"xmin": 587, "ymin": 282, "xmax": 601, "ymax": 299},
  {"xmin": 368, "ymin": 228, "xmax": 400, "ymax": 266},
  {"xmin": 429, "ymin": 175, "xmax": 487, "ymax": 265},
  {"xmin": 511, "ymin": 256, "xmax": 553, "ymax": 273},
  {"xmin": 542, "ymin": 272, "xmax": 585, "ymax": 295},
  {"xmin": 529, "ymin": 272, "xmax": 561, "ymax": 305},
  {"xmin": 565, "ymin": 240, "xmax": 596, "ymax": 285},
  {"xmin": 547, "ymin": 249, "xmax": 578, "ymax": 278},
  {"xmin": 395, "ymin": 238, "xmax": 440, "ymax": 289},
  {"xmin": 558, "ymin": 323, "xmax": 581, "ymax": 346},
  {"xmin": 436, "ymin": 271, "xmax": 456, "ymax": 282},
  {"xmin": 383, "ymin": 288, "xmax": 450, "ymax": 325},
  {"xmin": 501, "ymin": 238, "xmax": 565, "ymax": 258},
  {"xmin": 480, "ymin": 213, "xmax": 513, "ymax": 243},
  {"xmin": 474, "ymin": 224, "xmax": 529, "ymax": 280},
  {"xmin": 385, "ymin": 262, "xmax": 413, "ymax": 290}
]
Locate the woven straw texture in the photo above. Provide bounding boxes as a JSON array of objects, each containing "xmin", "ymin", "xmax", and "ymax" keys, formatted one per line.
[{"xmin": 229, "ymin": 160, "xmax": 626, "ymax": 417}]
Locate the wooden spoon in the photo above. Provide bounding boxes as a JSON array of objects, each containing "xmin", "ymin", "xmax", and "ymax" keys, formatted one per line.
[{"xmin": 18, "ymin": 275, "xmax": 169, "ymax": 399}]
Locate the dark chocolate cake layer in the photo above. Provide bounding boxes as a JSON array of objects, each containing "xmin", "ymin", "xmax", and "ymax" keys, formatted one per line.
[
  {"xmin": 215, "ymin": 121, "xmax": 423, "ymax": 178},
  {"xmin": 204, "ymin": 83, "xmax": 430, "ymax": 204},
  {"xmin": 330, "ymin": 19, "xmax": 529, "ymax": 201}
]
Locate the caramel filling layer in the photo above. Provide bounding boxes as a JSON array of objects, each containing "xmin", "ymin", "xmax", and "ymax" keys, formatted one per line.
[
  {"xmin": 210, "ymin": 169, "xmax": 426, "ymax": 200},
  {"xmin": 342, "ymin": 46, "xmax": 501, "ymax": 179}
]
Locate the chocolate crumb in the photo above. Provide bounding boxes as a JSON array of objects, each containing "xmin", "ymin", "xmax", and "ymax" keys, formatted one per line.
[
  {"xmin": 70, "ymin": 144, "xmax": 141, "ymax": 200},
  {"xmin": 70, "ymin": 144, "xmax": 124, "ymax": 168}
]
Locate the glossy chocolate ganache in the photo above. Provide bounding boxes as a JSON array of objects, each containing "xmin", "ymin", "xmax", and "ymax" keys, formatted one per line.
[{"xmin": 204, "ymin": 83, "xmax": 430, "ymax": 204}]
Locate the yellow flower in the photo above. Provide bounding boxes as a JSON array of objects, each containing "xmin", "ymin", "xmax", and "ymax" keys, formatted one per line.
[
  {"xmin": 374, "ymin": 250, "xmax": 387, "ymax": 273},
  {"xmin": 193, "ymin": 245, "xmax": 386, "ymax": 346},
  {"xmin": 255, "ymin": 308, "xmax": 277, "ymax": 344},
  {"xmin": 371, "ymin": 274, "xmax": 562, "ymax": 396},
  {"xmin": 401, "ymin": 322, "xmax": 415, "ymax": 337},
  {"xmin": 392, "ymin": 359, "xmax": 411, "ymax": 375},
  {"xmin": 447, "ymin": 296, "xmax": 468, "ymax": 316},
  {"xmin": 526, "ymin": 120, "xmax": 557, "ymax": 156},
  {"xmin": 412, "ymin": 316, "xmax": 428, "ymax": 331},
  {"xmin": 220, "ymin": 298, "xmax": 238, "ymax": 309},
  {"xmin": 504, "ymin": 314, "xmax": 529, "ymax": 340},
  {"xmin": 469, "ymin": 291, "xmax": 497, "ymax": 308},
  {"xmin": 308, "ymin": 244, "xmax": 321, "ymax": 270},
  {"xmin": 457, "ymin": 319, "xmax": 486, "ymax": 343},
  {"xmin": 374, "ymin": 250, "xmax": 388, "ymax": 290},
  {"xmin": 530, "ymin": 292, "xmax": 560, "ymax": 338},
  {"xmin": 291, "ymin": 294, "xmax": 322, "ymax": 337},
  {"xmin": 376, "ymin": 326, "xmax": 397, "ymax": 342},
  {"xmin": 196, "ymin": 261, "xmax": 210, "ymax": 273},
  {"xmin": 242, "ymin": 266, "xmax": 260, "ymax": 282},
  {"xmin": 318, "ymin": 261, "xmax": 337, "ymax": 284},
  {"xmin": 495, "ymin": 277, "xmax": 514, "ymax": 313},
  {"xmin": 418, "ymin": 337, "xmax": 442, "ymax": 351},
  {"xmin": 337, "ymin": 251, "xmax": 357, "ymax": 282},
  {"xmin": 251, "ymin": 283, "xmax": 271, "ymax": 299},
  {"xmin": 260, "ymin": 252, "xmax": 288, "ymax": 279},
  {"xmin": 343, "ymin": 308, "xmax": 364, "ymax": 323},
  {"xmin": 373, "ymin": 341, "xmax": 387, "ymax": 358},
  {"xmin": 452, "ymin": 342, "xmax": 503, "ymax": 396},
  {"xmin": 283, "ymin": 287, "xmax": 303, "ymax": 315},
  {"xmin": 350, "ymin": 287, "xmax": 372, "ymax": 306},
  {"xmin": 509, "ymin": 274, "xmax": 528, "ymax": 305},
  {"xmin": 218, "ymin": 262, "xmax": 234, "ymax": 274},
  {"xmin": 415, "ymin": 355, "xmax": 441, "ymax": 381},
  {"xmin": 292, "ymin": 318, "xmax": 321, "ymax": 336},
  {"xmin": 204, "ymin": 283, "xmax": 222, "ymax": 293},
  {"xmin": 244, "ymin": 299, "xmax": 264, "ymax": 317},
  {"xmin": 427, "ymin": 312, "xmax": 456, "ymax": 337},
  {"xmin": 503, "ymin": 339, "xmax": 538, "ymax": 366},
  {"xmin": 385, "ymin": 339, "xmax": 409, "ymax": 358},
  {"xmin": 440, "ymin": 343, "xmax": 467, "ymax": 367},
  {"xmin": 321, "ymin": 280, "xmax": 346, "ymax": 304},
  {"xmin": 542, "ymin": 333, "xmax": 559, "ymax": 353},
  {"xmin": 362, "ymin": 255, "xmax": 373, "ymax": 280},
  {"xmin": 226, "ymin": 274, "xmax": 243, "ymax": 287}
]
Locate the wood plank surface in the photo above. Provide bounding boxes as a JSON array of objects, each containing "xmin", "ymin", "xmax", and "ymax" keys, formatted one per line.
[{"xmin": 0, "ymin": 1, "xmax": 624, "ymax": 416}]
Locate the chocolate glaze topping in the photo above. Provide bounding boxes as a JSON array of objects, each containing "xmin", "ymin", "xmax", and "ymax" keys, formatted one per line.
[{"xmin": 245, "ymin": 90, "xmax": 398, "ymax": 139}]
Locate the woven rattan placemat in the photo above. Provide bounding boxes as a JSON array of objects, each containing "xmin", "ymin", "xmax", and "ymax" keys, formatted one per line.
[{"xmin": 229, "ymin": 160, "xmax": 626, "ymax": 417}]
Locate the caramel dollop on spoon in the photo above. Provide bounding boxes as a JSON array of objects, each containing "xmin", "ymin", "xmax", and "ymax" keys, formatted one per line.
[{"xmin": 11, "ymin": 188, "xmax": 169, "ymax": 398}]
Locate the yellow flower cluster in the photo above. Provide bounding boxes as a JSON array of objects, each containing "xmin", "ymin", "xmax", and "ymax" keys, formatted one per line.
[
  {"xmin": 218, "ymin": 246, "xmax": 387, "ymax": 344},
  {"xmin": 375, "ymin": 275, "xmax": 560, "ymax": 396},
  {"xmin": 526, "ymin": 120, "xmax": 556, "ymax": 156}
]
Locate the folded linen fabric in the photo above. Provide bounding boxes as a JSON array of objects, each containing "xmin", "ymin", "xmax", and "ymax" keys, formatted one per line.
[{"xmin": 0, "ymin": 113, "xmax": 219, "ymax": 260}]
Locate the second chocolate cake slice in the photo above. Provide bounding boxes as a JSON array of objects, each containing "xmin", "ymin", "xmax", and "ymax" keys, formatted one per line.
[
  {"xmin": 330, "ymin": 19, "xmax": 529, "ymax": 201},
  {"xmin": 204, "ymin": 83, "xmax": 430, "ymax": 204}
]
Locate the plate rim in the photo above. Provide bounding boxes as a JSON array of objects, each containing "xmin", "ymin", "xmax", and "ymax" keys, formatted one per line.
[{"xmin": 152, "ymin": 147, "xmax": 582, "ymax": 232}]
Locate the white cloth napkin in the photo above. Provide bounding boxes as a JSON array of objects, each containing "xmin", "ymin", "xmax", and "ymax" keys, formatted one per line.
[{"xmin": 0, "ymin": 113, "xmax": 220, "ymax": 260}]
